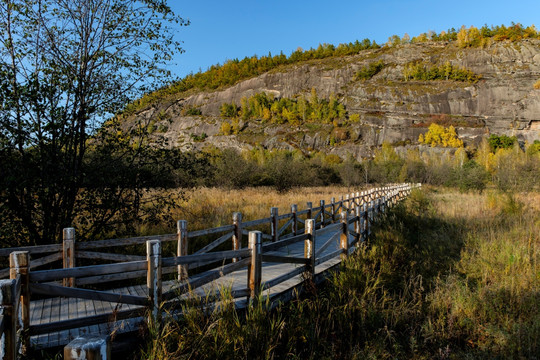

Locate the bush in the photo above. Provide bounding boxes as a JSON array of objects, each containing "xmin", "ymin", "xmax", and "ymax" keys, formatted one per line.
[
  {"xmin": 455, "ymin": 160, "xmax": 489, "ymax": 192},
  {"xmin": 488, "ymin": 134, "xmax": 517, "ymax": 152},
  {"xmin": 354, "ymin": 60, "xmax": 384, "ymax": 81}
]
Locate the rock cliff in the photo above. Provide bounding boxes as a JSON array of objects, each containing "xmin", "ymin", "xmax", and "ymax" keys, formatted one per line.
[{"xmin": 128, "ymin": 40, "xmax": 540, "ymax": 158}]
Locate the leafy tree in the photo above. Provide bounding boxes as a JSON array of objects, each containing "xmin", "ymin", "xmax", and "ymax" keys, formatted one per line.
[
  {"xmin": 0, "ymin": 0, "xmax": 186, "ymax": 245},
  {"xmin": 419, "ymin": 124, "xmax": 463, "ymax": 148}
]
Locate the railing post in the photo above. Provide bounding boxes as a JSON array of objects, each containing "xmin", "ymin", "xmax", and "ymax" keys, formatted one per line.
[
  {"xmin": 363, "ymin": 202, "xmax": 369, "ymax": 238},
  {"xmin": 340, "ymin": 211, "xmax": 349, "ymax": 259},
  {"xmin": 63, "ymin": 227, "xmax": 76, "ymax": 287},
  {"xmin": 146, "ymin": 240, "xmax": 162, "ymax": 321},
  {"xmin": 9, "ymin": 251, "xmax": 29, "ymax": 354},
  {"xmin": 248, "ymin": 231, "xmax": 262, "ymax": 301},
  {"xmin": 271, "ymin": 207, "xmax": 279, "ymax": 242},
  {"xmin": 64, "ymin": 335, "xmax": 110, "ymax": 360},
  {"xmin": 304, "ymin": 219, "xmax": 316, "ymax": 280},
  {"xmin": 345, "ymin": 194, "xmax": 350, "ymax": 214},
  {"xmin": 291, "ymin": 204, "xmax": 298, "ymax": 236},
  {"xmin": 177, "ymin": 220, "xmax": 188, "ymax": 280},
  {"xmin": 232, "ymin": 213, "xmax": 242, "ymax": 262},
  {"xmin": 306, "ymin": 202, "xmax": 313, "ymax": 221},
  {"xmin": 330, "ymin": 197, "xmax": 336, "ymax": 223},
  {"xmin": 355, "ymin": 205, "xmax": 361, "ymax": 244},
  {"xmin": 0, "ymin": 279, "xmax": 17, "ymax": 360},
  {"xmin": 319, "ymin": 200, "xmax": 325, "ymax": 229},
  {"xmin": 368, "ymin": 201, "xmax": 373, "ymax": 235}
]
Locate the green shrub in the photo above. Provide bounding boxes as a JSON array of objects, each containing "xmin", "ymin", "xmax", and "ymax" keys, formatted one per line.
[{"xmin": 354, "ymin": 60, "xmax": 384, "ymax": 81}]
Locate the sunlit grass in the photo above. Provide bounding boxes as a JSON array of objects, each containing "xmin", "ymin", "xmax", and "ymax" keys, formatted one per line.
[{"xmin": 138, "ymin": 187, "xmax": 539, "ymax": 359}]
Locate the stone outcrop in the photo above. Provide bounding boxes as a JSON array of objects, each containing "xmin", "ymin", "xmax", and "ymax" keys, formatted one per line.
[{"xmin": 128, "ymin": 40, "xmax": 540, "ymax": 158}]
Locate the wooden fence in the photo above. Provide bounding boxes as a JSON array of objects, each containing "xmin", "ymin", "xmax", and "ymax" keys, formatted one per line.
[{"xmin": 0, "ymin": 183, "xmax": 419, "ymax": 359}]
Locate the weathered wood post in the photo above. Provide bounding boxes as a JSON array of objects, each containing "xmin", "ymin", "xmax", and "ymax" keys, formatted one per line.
[
  {"xmin": 146, "ymin": 240, "xmax": 162, "ymax": 321},
  {"xmin": 319, "ymin": 200, "xmax": 325, "ymax": 229},
  {"xmin": 306, "ymin": 202, "xmax": 313, "ymax": 222},
  {"xmin": 0, "ymin": 279, "xmax": 18, "ymax": 360},
  {"xmin": 64, "ymin": 335, "xmax": 110, "ymax": 360},
  {"xmin": 345, "ymin": 194, "xmax": 350, "ymax": 214},
  {"xmin": 291, "ymin": 204, "xmax": 298, "ymax": 236},
  {"xmin": 330, "ymin": 197, "xmax": 336, "ymax": 223},
  {"xmin": 232, "ymin": 213, "xmax": 242, "ymax": 262},
  {"xmin": 304, "ymin": 219, "xmax": 316, "ymax": 280},
  {"xmin": 177, "ymin": 220, "xmax": 188, "ymax": 280},
  {"xmin": 9, "ymin": 251, "xmax": 29, "ymax": 353},
  {"xmin": 363, "ymin": 202, "xmax": 369, "ymax": 238},
  {"xmin": 340, "ymin": 211, "xmax": 349, "ymax": 259},
  {"xmin": 368, "ymin": 201, "xmax": 373, "ymax": 235},
  {"xmin": 248, "ymin": 231, "xmax": 262, "ymax": 301},
  {"xmin": 271, "ymin": 207, "xmax": 279, "ymax": 242},
  {"xmin": 63, "ymin": 227, "xmax": 76, "ymax": 287},
  {"xmin": 355, "ymin": 205, "xmax": 361, "ymax": 243}
]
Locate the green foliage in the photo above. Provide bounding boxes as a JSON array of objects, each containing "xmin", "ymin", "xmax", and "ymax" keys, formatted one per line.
[
  {"xmin": 403, "ymin": 61, "xmax": 481, "ymax": 83},
  {"xmin": 184, "ymin": 107, "xmax": 202, "ymax": 116},
  {"xmin": 455, "ymin": 160, "xmax": 489, "ymax": 192},
  {"xmin": 457, "ymin": 23, "xmax": 540, "ymax": 48},
  {"xmin": 220, "ymin": 103, "xmax": 239, "ymax": 118},
  {"xmin": 220, "ymin": 90, "xmax": 347, "ymax": 125},
  {"xmin": 0, "ymin": 0, "xmax": 186, "ymax": 245},
  {"xmin": 354, "ymin": 60, "xmax": 385, "ymax": 81},
  {"xmin": 190, "ymin": 133, "xmax": 207, "ymax": 142},
  {"xmin": 418, "ymin": 123, "xmax": 464, "ymax": 147},
  {"xmin": 488, "ymin": 134, "xmax": 517, "ymax": 152},
  {"xmin": 139, "ymin": 39, "xmax": 380, "ymax": 103}
]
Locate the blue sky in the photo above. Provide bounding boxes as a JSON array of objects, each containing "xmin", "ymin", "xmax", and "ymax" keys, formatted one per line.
[{"xmin": 169, "ymin": 0, "xmax": 540, "ymax": 79}]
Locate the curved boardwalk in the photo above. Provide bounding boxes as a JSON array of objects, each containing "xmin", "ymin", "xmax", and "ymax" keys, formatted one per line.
[{"xmin": 0, "ymin": 184, "xmax": 417, "ymax": 357}]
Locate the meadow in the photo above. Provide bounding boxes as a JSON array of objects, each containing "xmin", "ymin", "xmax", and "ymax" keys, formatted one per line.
[{"xmin": 138, "ymin": 186, "xmax": 539, "ymax": 359}]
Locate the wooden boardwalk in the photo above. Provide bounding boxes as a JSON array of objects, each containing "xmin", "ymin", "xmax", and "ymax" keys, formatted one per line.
[
  {"xmin": 30, "ymin": 223, "xmax": 344, "ymax": 349},
  {"xmin": 0, "ymin": 184, "xmax": 418, "ymax": 357}
]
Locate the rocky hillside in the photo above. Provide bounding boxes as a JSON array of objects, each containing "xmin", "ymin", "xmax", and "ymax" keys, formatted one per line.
[{"xmin": 125, "ymin": 40, "xmax": 540, "ymax": 159}]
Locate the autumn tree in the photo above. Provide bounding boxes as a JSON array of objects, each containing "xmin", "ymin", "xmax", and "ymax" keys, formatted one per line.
[{"xmin": 419, "ymin": 124, "xmax": 464, "ymax": 147}]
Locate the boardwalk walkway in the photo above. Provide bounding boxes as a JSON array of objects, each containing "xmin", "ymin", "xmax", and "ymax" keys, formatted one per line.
[
  {"xmin": 30, "ymin": 222, "xmax": 344, "ymax": 349},
  {"xmin": 0, "ymin": 184, "xmax": 418, "ymax": 358}
]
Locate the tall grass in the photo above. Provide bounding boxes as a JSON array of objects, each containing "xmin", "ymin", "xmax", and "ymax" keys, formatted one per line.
[{"xmin": 139, "ymin": 188, "xmax": 539, "ymax": 359}]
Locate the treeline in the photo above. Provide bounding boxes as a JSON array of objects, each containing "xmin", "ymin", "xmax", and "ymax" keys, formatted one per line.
[
  {"xmin": 125, "ymin": 40, "xmax": 379, "ymax": 114},
  {"xmin": 126, "ymin": 23, "xmax": 538, "ymax": 115},
  {"xmin": 219, "ymin": 90, "xmax": 347, "ymax": 126},
  {"xmin": 403, "ymin": 61, "xmax": 481, "ymax": 82},
  {"xmin": 390, "ymin": 23, "xmax": 540, "ymax": 46},
  {"xmin": 166, "ymin": 136, "xmax": 540, "ymax": 193}
]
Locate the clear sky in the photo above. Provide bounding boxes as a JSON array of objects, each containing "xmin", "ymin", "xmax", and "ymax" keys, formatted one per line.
[{"xmin": 169, "ymin": 0, "xmax": 540, "ymax": 79}]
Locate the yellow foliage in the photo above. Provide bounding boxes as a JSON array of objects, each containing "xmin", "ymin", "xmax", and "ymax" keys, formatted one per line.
[
  {"xmin": 475, "ymin": 138, "xmax": 495, "ymax": 172},
  {"xmin": 418, "ymin": 123, "xmax": 464, "ymax": 148},
  {"xmin": 534, "ymin": 79, "xmax": 540, "ymax": 89},
  {"xmin": 220, "ymin": 122, "xmax": 232, "ymax": 135}
]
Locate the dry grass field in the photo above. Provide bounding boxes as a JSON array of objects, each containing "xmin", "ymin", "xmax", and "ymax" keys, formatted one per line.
[{"xmin": 138, "ymin": 187, "xmax": 539, "ymax": 359}]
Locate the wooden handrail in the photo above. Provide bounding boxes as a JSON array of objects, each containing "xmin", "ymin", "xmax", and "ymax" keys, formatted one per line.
[{"xmin": 30, "ymin": 261, "xmax": 147, "ymax": 282}]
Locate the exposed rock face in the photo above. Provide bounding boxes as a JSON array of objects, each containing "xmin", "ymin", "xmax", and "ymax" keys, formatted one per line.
[{"xmin": 130, "ymin": 40, "xmax": 540, "ymax": 158}]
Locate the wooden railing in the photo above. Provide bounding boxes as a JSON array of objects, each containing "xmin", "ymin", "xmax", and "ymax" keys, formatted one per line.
[{"xmin": 0, "ymin": 183, "xmax": 420, "ymax": 359}]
